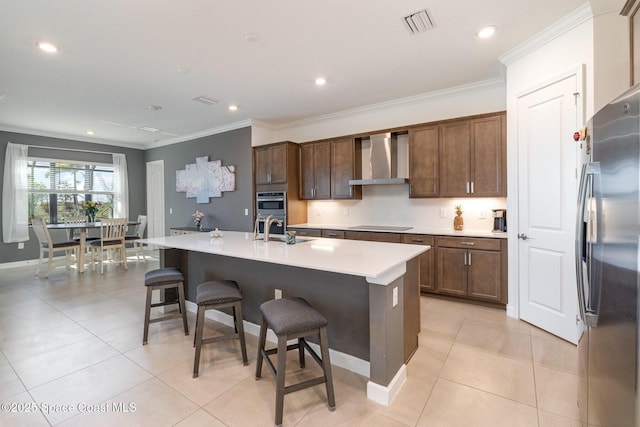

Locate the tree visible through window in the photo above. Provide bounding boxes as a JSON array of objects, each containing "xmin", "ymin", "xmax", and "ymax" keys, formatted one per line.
[{"xmin": 27, "ymin": 160, "xmax": 115, "ymax": 223}]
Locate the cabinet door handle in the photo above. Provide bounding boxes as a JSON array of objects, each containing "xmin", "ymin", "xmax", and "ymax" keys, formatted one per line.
[
  {"xmin": 412, "ymin": 239, "xmax": 424, "ymax": 243},
  {"xmin": 349, "ymin": 186, "xmax": 352, "ymax": 197},
  {"xmin": 464, "ymin": 253, "xmax": 467, "ymax": 265},
  {"xmin": 471, "ymin": 181, "xmax": 474, "ymax": 194},
  {"xmin": 468, "ymin": 252, "xmax": 472, "ymax": 266},
  {"xmin": 327, "ymin": 233, "xmax": 337, "ymax": 237},
  {"xmin": 466, "ymin": 182, "xmax": 470, "ymax": 194},
  {"xmin": 461, "ymin": 241, "xmax": 475, "ymax": 246}
]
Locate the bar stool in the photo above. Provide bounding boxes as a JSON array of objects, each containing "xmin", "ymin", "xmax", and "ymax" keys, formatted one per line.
[
  {"xmin": 143, "ymin": 267, "xmax": 189, "ymax": 345},
  {"xmin": 193, "ymin": 280, "xmax": 248, "ymax": 378},
  {"xmin": 255, "ymin": 297, "xmax": 335, "ymax": 427}
]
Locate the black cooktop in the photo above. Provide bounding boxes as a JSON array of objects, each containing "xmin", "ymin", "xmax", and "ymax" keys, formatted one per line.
[{"xmin": 348, "ymin": 225, "xmax": 413, "ymax": 231}]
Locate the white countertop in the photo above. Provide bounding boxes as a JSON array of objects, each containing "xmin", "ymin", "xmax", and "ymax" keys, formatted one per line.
[
  {"xmin": 288, "ymin": 223, "xmax": 508, "ymax": 239},
  {"xmin": 141, "ymin": 231, "xmax": 428, "ymax": 284}
]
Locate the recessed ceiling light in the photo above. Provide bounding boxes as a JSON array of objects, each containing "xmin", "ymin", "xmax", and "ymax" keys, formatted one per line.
[
  {"xmin": 477, "ymin": 25, "xmax": 497, "ymax": 39},
  {"xmin": 177, "ymin": 66, "xmax": 191, "ymax": 74},
  {"xmin": 148, "ymin": 105, "xmax": 163, "ymax": 111},
  {"xmin": 228, "ymin": 105, "xmax": 238, "ymax": 111},
  {"xmin": 315, "ymin": 77, "xmax": 327, "ymax": 86},
  {"xmin": 245, "ymin": 34, "xmax": 260, "ymax": 43},
  {"xmin": 86, "ymin": 130, "xmax": 95, "ymax": 135},
  {"xmin": 36, "ymin": 41, "xmax": 59, "ymax": 53}
]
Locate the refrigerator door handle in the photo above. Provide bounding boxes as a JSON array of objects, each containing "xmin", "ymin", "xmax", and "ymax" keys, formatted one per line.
[{"xmin": 575, "ymin": 162, "xmax": 600, "ymax": 327}]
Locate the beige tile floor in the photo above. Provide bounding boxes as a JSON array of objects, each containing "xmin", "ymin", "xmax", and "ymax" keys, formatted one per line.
[{"xmin": 0, "ymin": 255, "xmax": 581, "ymax": 426}]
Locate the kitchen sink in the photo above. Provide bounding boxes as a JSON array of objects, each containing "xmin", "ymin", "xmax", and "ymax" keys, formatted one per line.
[{"xmin": 268, "ymin": 236, "xmax": 314, "ymax": 244}]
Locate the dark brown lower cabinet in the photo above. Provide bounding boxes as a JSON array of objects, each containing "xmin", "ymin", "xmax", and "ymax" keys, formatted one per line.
[
  {"xmin": 402, "ymin": 234, "xmax": 435, "ymax": 292},
  {"xmin": 436, "ymin": 236, "xmax": 506, "ymax": 304}
]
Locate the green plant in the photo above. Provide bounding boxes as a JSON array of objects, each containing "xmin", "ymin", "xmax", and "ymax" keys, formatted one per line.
[{"xmin": 454, "ymin": 204, "xmax": 463, "ymax": 216}]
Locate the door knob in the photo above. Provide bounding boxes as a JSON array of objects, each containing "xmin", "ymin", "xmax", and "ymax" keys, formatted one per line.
[{"xmin": 518, "ymin": 233, "xmax": 529, "ymax": 240}]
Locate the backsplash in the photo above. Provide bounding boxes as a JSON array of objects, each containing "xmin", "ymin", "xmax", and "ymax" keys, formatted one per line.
[{"xmin": 305, "ymin": 185, "xmax": 507, "ymax": 232}]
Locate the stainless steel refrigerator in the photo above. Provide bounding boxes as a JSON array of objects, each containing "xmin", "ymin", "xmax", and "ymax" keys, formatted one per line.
[{"xmin": 577, "ymin": 84, "xmax": 640, "ymax": 426}]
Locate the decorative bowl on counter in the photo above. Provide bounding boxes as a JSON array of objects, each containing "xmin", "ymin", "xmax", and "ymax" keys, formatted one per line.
[{"xmin": 210, "ymin": 228, "xmax": 224, "ymax": 238}]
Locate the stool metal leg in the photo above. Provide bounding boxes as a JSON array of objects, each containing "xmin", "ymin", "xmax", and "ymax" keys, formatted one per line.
[
  {"xmin": 193, "ymin": 305, "xmax": 206, "ymax": 378},
  {"xmin": 298, "ymin": 338, "xmax": 305, "ymax": 368},
  {"xmin": 142, "ymin": 286, "xmax": 153, "ymax": 345},
  {"xmin": 319, "ymin": 326, "xmax": 336, "ymax": 410},
  {"xmin": 177, "ymin": 282, "xmax": 189, "ymax": 336},
  {"xmin": 234, "ymin": 301, "xmax": 249, "ymax": 366},
  {"xmin": 255, "ymin": 318, "xmax": 268, "ymax": 379},
  {"xmin": 275, "ymin": 335, "xmax": 288, "ymax": 427}
]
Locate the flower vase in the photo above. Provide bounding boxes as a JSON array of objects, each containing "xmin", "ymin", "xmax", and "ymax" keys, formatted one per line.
[
  {"xmin": 196, "ymin": 223, "xmax": 202, "ymax": 231},
  {"xmin": 88, "ymin": 213, "xmax": 95, "ymax": 223},
  {"xmin": 454, "ymin": 213, "xmax": 464, "ymax": 231}
]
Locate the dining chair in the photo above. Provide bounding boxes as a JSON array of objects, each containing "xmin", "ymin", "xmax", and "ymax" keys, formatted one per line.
[
  {"xmin": 31, "ymin": 218, "xmax": 81, "ymax": 278},
  {"xmin": 89, "ymin": 218, "xmax": 128, "ymax": 274},
  {"xmin": 125, "ymin": 214, "xmax": 147, "ymax": 262}
]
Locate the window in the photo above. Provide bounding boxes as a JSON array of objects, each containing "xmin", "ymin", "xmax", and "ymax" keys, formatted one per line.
[{"xmin": 27, "ymin": 159, "xmax": 115, "ymax": 223}]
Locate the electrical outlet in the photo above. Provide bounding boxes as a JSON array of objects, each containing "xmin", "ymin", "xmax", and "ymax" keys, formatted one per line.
[
  {"xmin": 244, "ymin": 208, "xmax": 249, "ymax": 216},
  {"xmin": 343, "ymin": 208, "xmax": 349, "ymax": 216},
  {"xmin": 169, "ymin": 208, "xmax": 173, "ymax": 214},
  {"xmin": 18, "ymin": 242, "xmax": 24, "ymax": 249},
  {"xmin": 392, "ymin": 287, "xmax": 398, "ymax": 307},
  {"xmin": 439, "ymin": 208, "xmax": 446, "ymax": 218},
  {"xmin": 275, "ymin": 289, "xmax": 282, "ymax": 299},
  {"xmin": 479, "ymin": 210, "xmax": 486, "ymax": 219}
]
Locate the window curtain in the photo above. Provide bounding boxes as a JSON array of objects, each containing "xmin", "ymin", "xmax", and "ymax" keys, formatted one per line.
[
  {"xmin": 2, "ymin": 143, "xmax": 29, "ymax": 243},
  {"xmin": 112, "ymin": 153, "xmax": 129, "ymax": 219}
]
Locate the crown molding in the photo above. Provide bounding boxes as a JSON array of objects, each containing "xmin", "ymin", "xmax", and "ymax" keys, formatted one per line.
[
  {"xmin": 142, "ymin": 119, "xmax": 253, "ymax": 149},
  {"xmin": 268, "ymin": 78, "xmax": 505, "ymax": 131},
  {"xmin": 0, "ymin": 124, "xmax": 148, "ymax": 150},
  {"xmin": 498, "ymin": 3, "xmax": 593, "ymax": 66}
]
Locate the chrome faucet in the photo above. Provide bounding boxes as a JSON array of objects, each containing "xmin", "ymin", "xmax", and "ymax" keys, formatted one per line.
[
  {"xmin": 264, "ymin": 215, "xmax": 283, "ymax": 242},
  {"xmin": 253, "ymin": 214, "xmax": 283, "ymax": 241}
]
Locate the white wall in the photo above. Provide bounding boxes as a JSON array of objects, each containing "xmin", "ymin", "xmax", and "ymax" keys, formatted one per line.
[
  {"xmin": 592, "ymin": 3, "xmax": 630, "ymax": 111},
  {"xmin": 503, "ymin": 3, "xmax": 608, "ymax": 320},
  {"xmin": 254, "ymin": 79, "xmax": 506, "ymax": 146}
]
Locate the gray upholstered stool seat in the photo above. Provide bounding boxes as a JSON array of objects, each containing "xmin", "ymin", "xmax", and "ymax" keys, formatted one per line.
[
  {"xmin": 142, "ymin": 267, "xmax": 189, "ymax": 345},
  {"xmin": 193, "ymin": 280, "xmax": 248, "ymax": 378},
  {"xmin": 256, "ymin": 297, "xmax": 335, "ymax": 427}
]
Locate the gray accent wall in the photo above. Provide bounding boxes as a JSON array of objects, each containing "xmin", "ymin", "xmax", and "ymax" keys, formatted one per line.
[
  {"xmin": 144, "ymin": 127, "xmax": 253, "ymax": 234},
  {"xmin": 0, "ymin": 131, "xmax": 146, "ymax": 264},
  {"xmin": 0, "ymin": 126, "xmax": 253, "ymax": 265}
]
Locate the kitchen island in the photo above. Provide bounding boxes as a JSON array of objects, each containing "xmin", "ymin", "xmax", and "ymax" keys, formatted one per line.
[{"xmin": 140, "ymin": 231, "xmax": 428, "ymax": 405}]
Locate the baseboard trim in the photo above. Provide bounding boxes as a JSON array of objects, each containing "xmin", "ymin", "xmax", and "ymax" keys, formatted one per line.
[
  {"xmin": 185, "ymin": 301, "xmax": 371, "ymax": 379},
  {"xmin": 366, "ymin": 364, "xmax": 407, "ymax": 406}
]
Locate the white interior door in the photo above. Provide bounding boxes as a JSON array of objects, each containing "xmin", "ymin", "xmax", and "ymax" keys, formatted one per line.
[
  {"xmin": 146, "ymin": 160, "xmax": 165, "ymax": 247},
  {"xmin": 517, "ymin": 73, "xmax": 581, "ymax": 344}
]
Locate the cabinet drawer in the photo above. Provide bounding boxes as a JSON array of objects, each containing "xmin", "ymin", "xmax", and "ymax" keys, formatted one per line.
[
  {"xmin": 436, "ymin": 236, "xmax": 501, "ymax": 251},
  {"xmin": 287, "ymin": 227, "xmax": 322, "ymax": 237},
  {"xmin": 322, "ymin": 230, "xmax": 345, "ymax": 239},
  {"xmin": 345, "ymin": 231, "xmax": 402, "ymax": 243},
  {"xmin": 402, "ymin": 234, "xmax": 434, "ymax": 245}
]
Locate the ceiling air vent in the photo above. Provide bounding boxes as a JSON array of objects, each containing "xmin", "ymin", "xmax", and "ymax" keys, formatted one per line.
[
  {"xmin": 138, "ymin": 126, "xmax": 160, "ymax": 133},
  {"xmin": 402, "ymin": 9, "xmax": 435, "ymax": 35},
  {"xmin": 192, "ymin": 96, "xmax": 218, "ymax": 106}
]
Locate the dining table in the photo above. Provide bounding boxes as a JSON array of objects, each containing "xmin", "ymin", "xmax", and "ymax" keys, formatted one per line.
[{"xmin": 46, "ymin": 220, "xmax": 139, "ymax": 273}]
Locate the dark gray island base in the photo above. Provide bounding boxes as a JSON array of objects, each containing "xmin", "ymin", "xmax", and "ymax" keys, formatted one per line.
[{"xmin": 143, "ymin": 231, "xmax": 426, "ymax": 405}]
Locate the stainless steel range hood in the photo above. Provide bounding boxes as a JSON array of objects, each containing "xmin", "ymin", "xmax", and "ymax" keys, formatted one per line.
[{"xmin": 349, "ymin": 133, "xmax": 409, "ymax": 185}]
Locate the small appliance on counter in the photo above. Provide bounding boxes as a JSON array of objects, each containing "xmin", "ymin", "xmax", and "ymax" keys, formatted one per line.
[{"xmin": 492, "ymin": 209, "xmax": 507, "ymax": 232}]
